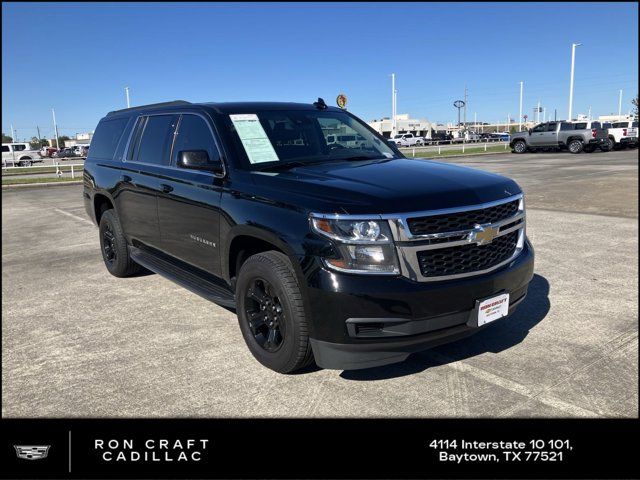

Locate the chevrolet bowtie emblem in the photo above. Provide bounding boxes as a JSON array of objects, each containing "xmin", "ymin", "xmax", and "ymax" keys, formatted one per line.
[
  {"xmin": 468, "ymin": 224, "xmax": 499, "ymax": 245},
  {"xmin": 14, "ymin": 445, "xmax": 50, "ymax": 460}
]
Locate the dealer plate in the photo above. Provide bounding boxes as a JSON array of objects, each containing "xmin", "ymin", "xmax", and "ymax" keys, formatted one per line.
[{"xmin": 477, "ymin": 293, "xmax": 509, "ymax": 326}]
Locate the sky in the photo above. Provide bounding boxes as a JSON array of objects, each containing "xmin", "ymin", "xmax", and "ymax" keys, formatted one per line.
[{"xmin": 2, "ymin": 2, "xmax": 638, "ymax": 140}]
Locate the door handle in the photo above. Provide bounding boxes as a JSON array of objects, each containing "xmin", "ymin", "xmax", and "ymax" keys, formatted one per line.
[
  {"xmin": 161, "ymin": 184, "xmax": 174, "ymax": 193},
  {"xmin": 121, "ymin": 174, "xmax": 132, "ymax": 183}
]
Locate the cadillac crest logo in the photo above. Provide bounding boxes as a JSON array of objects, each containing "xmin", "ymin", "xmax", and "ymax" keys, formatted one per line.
[{"xmin": 14, "ymin": 445, "xmax": 50, "ymax": 460}]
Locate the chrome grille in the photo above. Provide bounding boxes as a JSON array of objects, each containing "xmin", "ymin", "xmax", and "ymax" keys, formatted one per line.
[
  {"xmin": 407, "ymin": 199, "xmax": 519, "ymax": 235},
  {"xmin": 417, "ymin": 231, "xmax": 519, "ymax": 277},
  {"xmin": 388, "ymin": 194, "xmax": 526, "ymax": 282}
]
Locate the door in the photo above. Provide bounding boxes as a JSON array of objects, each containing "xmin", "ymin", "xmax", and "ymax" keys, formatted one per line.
[
  {"xmin": 157, "ymin": 113, "xmax": 224, "ymax": 276},
  {"xmin": 527, "ymin": 123, "xmax": 548, "ymax": 146},
  {"xmin": 116, "ymin": 114, "xmax": 178, "ymax": 248},
  {"xmin": 542, "ymin": 122, "xmax": 559, "ymax": 145}
]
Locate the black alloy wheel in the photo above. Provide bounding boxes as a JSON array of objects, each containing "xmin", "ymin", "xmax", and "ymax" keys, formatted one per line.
[
  {"xmin": 244, "ymin": 277, "xmax": 286, "ymax": 352},
  {"xmin": 102, "ymin": 223, "xmax": 117, "ymax": 265}
]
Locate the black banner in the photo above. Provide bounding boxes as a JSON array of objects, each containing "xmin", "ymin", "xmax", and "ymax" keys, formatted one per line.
[{"xmin": 1, "ymin": 419, "xmax": 638, "ymax": 478}]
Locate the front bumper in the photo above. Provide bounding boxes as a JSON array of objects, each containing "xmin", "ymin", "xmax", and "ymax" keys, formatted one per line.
[{"xmin": 305, "ymin": 239, "xmax": 534, "ymax": 370}]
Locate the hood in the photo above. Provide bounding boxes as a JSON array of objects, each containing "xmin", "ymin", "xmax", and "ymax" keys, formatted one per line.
[{"xmin": 248, "ymin": 158, "xmax": 521, "ymax": 215}]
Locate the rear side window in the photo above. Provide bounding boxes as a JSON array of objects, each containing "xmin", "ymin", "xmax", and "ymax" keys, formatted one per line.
[
  {"xmin": 591, "ymin": 122, "xmax": 601, "ymax": 129},
  {"xmin": 560, "ymin": 123, "xmax": 574, "ymax": 131},
  {"xmin": 612, "ymin": 122, "xmax": 626, "ymax": 128},
  {"xmin": 171, "ymin": 114, "xmax": 221, "ymax": 165},
  {"xmin": 573, "ymin": 123, "xmax": 587, "ymax": 129},
  {"xmin": 135, "ymin": 115, "xmax": 178, "ymax": 165},
  {"xmin": 90, "ymin": 118, "xmax": 129, "ymax": 159},
  {"xmin": 2, "ymin": 146, "xmax": 10, "ymax": 152},
  {"xmin": 13, "ymin": 144, "xmax": 26, "ymax": 151}
]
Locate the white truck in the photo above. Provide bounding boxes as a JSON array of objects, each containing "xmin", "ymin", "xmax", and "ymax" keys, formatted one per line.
[
  {"xmin": 390, "ymin": 133, "xmax": 424, "ymax": 147},
  {"xmin": 2, "ymin": 143, "xmax": 44, "ymax": 167},
  {"xmin": 605, "ymin": 120, "xmax": 638, "ymax": 150}
]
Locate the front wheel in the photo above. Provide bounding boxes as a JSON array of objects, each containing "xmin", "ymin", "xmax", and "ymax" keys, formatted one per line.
[
  {"xmin": 512, "ymin": 140, "xmax": 527, "ymax": 153},
  {"xmin": 568, "ymin": 139, "xmax": 583, "ymax": 154},
  {"xmin": 236, "ymin": 251, "xmax": 314, "ymax": 373},
  {"xmin": 19, "ymin": 159, "xmax": 32, "ymax": 167}
]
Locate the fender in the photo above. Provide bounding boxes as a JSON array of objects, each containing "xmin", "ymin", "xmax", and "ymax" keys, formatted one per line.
[{"xmin": 222, "ymin": 224, "xmax": 303, "ymax": 282}]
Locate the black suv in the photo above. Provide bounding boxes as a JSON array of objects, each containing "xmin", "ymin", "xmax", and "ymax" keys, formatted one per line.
[{"xmin": 83, "ymin": 99, "xmax": 534, "ymax": 373}]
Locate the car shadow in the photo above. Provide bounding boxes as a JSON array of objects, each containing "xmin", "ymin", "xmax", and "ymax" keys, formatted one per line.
[{"xmin": 339, "ymin": 274, "xmax": 550, "ymax": 381}]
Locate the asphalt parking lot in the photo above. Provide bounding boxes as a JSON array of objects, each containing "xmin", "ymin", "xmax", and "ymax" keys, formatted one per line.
[{"xmin": 2, "ymin": 149, "xmax": 638, "ymax": 418}]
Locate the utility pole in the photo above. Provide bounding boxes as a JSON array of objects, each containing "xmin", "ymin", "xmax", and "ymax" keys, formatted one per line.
[
  {"xmin": 543, "ymin": 108, "xmax": 546, "ymax": 123},
  {"xmin": 554, "ymin": 109, "xmax": 557, "ymax": 121},
  {"xmin": 587, "ymin": 106, "xmax": 591, "ymax": 120},
  {"xmin": 474, "ymin": 112, "xmax": 477, "ymax": 132},
  {"xmin": 618, "ymin": 89, "xmax": 623, "ymax": 119},
  {"xmin": 391, "ymin": 73, "xmax": 396, "ymax": 137},
  {"xmin": 519, "ymin": 81, "xmax": 524, "ymax": 131},
  {"xmin": 36, "ymin": 125, "xmax": 42, "ymax": 148},
  {"xmin": 125, "ymin": 86, "xmax": 131, "ymax": 108},
  {"xmin": 537, "ymin": 100, "xmax": 541, "ymax": 123},
  {"xmin": 52, "ymin": 108, "xmax": 61, "ymax": 149},
  {"xmin": 568, "ymin": 42, "xmax": 581, "ymax": 121},
  {"xmin": 463, "ymin": 85, "xmax": 468, "ymax": 127},
  {"xmin": 11, "ymin": 124, "xmax": 16, "ymax": 142}
]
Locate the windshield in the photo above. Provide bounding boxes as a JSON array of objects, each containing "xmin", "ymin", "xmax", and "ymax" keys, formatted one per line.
[{"xmin": 228, "ymin": 110, "xmax": 397, "ymax": 170}]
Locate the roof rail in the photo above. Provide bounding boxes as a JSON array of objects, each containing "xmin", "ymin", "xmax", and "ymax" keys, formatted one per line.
[{"xmin": 106, "ymin": 100, "xmax": 192, "ymax": 116}]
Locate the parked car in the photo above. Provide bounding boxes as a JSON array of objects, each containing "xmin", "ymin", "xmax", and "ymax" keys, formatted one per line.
[
  {"xmin": 605, "ymin": 120, "xmax": 638, "ymax": 150},
  {"xmin": 510, "ymin": 121, "xmax": 607, "ymax": 154},
  {"xmin": 391, "ymin": 133, "xmax": 424, "ymax": 147},
  {"xmin": 427, "ymin": 132, "xmax": 453, "ymax": 144},
  {"xmin": 54, "ymin": 147, "xmax": 79, "ymax": 158},
  {"xmin": 40, "ymin": 146, "xmax": 59, "ymax": 158},
  {"xmin": 2, "ymin": 142, "xmax": 44, "ymax": 166},
  {"xmin": 84, "ymin": 99, "xmax": 534, "ymax": 373}
]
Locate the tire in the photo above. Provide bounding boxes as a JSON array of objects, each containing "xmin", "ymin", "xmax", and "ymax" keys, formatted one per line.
[
  {"xmin": 568, "ymin": 139, "xmax": 583, "ymax": 154},
  {"xmin": 98, "ymin": 209, "xmax": 142, "ymax": 277},
  {"xmin": 600, "ymin": 138, "xmax": 614, "ymax": 152},
  {"xmin": 512, "ymin": 140, "xmax": 527, "ymax": 153},
  {"xmin": 19, "ymin": 159, "xmax": 32, "ymax": 167},
  {"xmin": 236, "ymin": 251, "xmax": 314, "ymax": 373}
]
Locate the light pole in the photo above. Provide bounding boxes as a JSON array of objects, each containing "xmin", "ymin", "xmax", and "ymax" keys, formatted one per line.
[
  {"xmin": 125, "ymin": 86, "xmax": 131, "ymax": 108},
  {"xmin": 568, "ymin": 42, "xmax": 581, "ymax": 121},
  {"xmin": 52, "ymin": 108, "xmax": 60, "ymax": 150},
  {"xmin": 390, "ymin": 74, "xmax": 396, "ymax": 137},
  {"xmin": 618, "ymin": 89, "xmax": 623, "ymax": 119},
  {"xmin": 519, "ymin": 81, "xmax": 523, "ymax": 131}
]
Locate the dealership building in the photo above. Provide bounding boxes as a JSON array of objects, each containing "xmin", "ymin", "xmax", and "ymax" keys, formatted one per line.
[{"xmin": 368, "ymin": 114, "xmax": 445, "ymax": 139}]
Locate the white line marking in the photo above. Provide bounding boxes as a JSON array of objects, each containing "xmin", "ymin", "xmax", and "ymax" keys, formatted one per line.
[{"xmin": 53, "ymin": 208, "xmax": 94, "ymax": 226}]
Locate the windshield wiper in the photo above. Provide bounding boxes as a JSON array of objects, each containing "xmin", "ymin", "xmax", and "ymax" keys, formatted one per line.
[{"xmin": 257, "ymin": 161, "xmax": 310, "ymax": 172}]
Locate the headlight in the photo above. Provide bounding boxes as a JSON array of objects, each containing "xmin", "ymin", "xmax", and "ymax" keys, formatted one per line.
[{"xmin": 310, "ymin": 216, "xmax": 399, "ymax": 274}]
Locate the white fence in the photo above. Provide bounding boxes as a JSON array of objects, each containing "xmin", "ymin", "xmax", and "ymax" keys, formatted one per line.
[
  {"xmin": 2, "ymin": 163, "xmax": 85, "ymax": 179},
  {"xmin": 398, "ymin": 141, "xmax": 510, "ymax": 157}
]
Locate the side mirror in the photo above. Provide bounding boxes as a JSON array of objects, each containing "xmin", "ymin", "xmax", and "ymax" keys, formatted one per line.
[
  {"xmin": 177, "ymin": 150, "xmax": 223, "ymax": 174},
  {"xmin": 528, "ymin": 129, "xmax": 532, "ymax": 135}
]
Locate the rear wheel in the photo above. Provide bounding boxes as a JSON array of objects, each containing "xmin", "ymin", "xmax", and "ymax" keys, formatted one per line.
[
  {"xmin": 568, "ymin": 139, "xmax": 583, "ymax": 154},
  {"xmin": 19, "ymin": 158, "xmax": 32, "ymax": 167},
  {"xmin": 236, "ymin": 251, "xmax": 314, "ymax": 373},
  {"xmin": 601, "ymin": 138, "xmax": 614, "ymax": 152},
  {"xmin": 99, "ymin": 210, "xmax": 141, "ymax": 277},
  {"xmin": 513, "ymin": 140, "xmax": 527, "ymax": 153}
]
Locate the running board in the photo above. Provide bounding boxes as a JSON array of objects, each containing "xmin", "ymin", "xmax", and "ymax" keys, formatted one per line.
[{"xmin": 130, "ymin": 246, "xmax": 236, "ymax": 308}]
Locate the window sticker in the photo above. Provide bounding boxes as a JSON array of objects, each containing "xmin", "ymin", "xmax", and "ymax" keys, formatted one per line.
[{"xmin": 229, "ymin": 114, "xmax": 279, "ymax": 164}]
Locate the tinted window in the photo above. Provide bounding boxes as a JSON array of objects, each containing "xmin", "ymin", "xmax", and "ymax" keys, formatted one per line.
[
  {"xmin": 2, "ymin": 146, "xmax": 10, "ymax": 152},
  {"xmin": 546, "ymin": 123, "xmax": 558, "ymax": 132},
  {"xmin": 633, "ymin": 122, "xmax": 638, "ymax": 128},
  {"xmin": 612, "ymin": 122, "xmax": 627, "ymax": 128},
  {"xmin": 172, "ymin": 114, "xmax": 220, "ymax": 165},
  {"xmin": 90, "ymin": 118, "xmax": 129, "ymax": 159},
  {"xmin": 573, "ymin": 123, "xmax": 587, "ymax": 129},
  {"xmin": 591, "ymin": 122, "xmax": 601, "ymax": 129},
  {"xmin": 136, "ymin": 115, "xmax": 177, "ymax": 165},
  {"xmin": 532, "ymin": 123, "xmax": 546, "ymax": 133},
  {"xmin": 13, "ymin": 144, "xmax": 26, "ymax": 151},
  {"xmin": 560, "ymin": 123, "xmax": 574, "ymax": 131}
]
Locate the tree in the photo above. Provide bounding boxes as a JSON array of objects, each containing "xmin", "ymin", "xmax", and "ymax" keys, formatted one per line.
[
  {"xmin": 2, "ymin": 133, "xmax": 13, "ymax": 143},
  {"xmin": 29, "ymin": 136, "xmax": 42, "ymax": 149},
  {"xmin": 58, "ymin": 135, "xmax": 70, "ymax": 147},
  {"xmin": 632, "ymin": 94, "xmax": 639, "ymax": 120}
]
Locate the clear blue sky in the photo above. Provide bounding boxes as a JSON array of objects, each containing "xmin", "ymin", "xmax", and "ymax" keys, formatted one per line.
[{"xmin": 2, "ymin": 2, "xmax": 638, "ymax": 140}]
